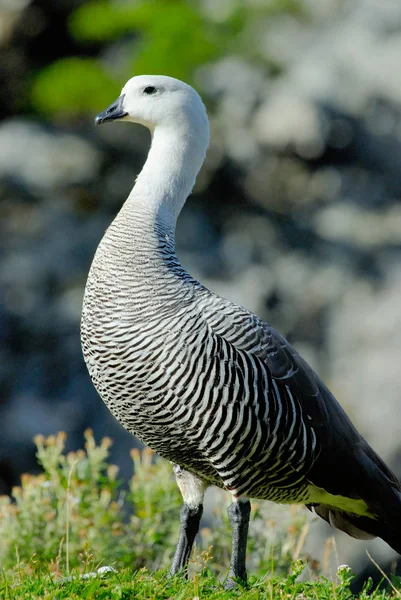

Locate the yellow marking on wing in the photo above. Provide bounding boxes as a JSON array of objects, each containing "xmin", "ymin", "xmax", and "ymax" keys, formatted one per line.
[{"xmin": 307, "ymin": 485, "xmax": 374, "ymax": 518}]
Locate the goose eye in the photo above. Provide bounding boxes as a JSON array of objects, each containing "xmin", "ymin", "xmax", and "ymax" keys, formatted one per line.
[{"xmin": 143, "ymin": 86, "xmax": 157, "ymax": 95}]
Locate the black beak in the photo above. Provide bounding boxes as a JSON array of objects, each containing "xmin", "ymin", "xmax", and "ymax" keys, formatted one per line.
[{"xmin": 95, "ymin": 94, "xmax": 127, "ymax": 125}]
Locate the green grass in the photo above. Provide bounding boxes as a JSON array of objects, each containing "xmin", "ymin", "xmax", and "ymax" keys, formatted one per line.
[
  {"xmin": 1, "ymin": 561, "xmax": 399, "ymax": 599},
  {"xmin": 0, "ymin": 433, "xmax": 400, "ymax": 599}
]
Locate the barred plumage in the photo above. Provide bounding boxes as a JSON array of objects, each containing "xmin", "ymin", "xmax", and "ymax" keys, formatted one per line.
[{"xmin": 82, "ymin": 75, "xmax": 401, "ymax": 587}]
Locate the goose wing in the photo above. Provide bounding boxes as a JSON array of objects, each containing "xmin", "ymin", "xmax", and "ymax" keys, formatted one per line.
[{"xmin": 203, "ymin": 296, "xmax": 400, "ymax": 512}]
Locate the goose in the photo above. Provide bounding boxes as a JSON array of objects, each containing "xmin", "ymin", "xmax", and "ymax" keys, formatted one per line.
[{"xmin": 81, "ymin": 75, "xmax": 401, "ymax": 587}]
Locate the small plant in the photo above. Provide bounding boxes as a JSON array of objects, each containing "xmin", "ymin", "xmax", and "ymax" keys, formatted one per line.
[{"xmin": 0, "ymin": 431, "xmax": 182, "ymax": 574}]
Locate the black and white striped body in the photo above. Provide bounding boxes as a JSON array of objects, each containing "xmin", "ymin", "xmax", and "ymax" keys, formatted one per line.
[{"xmin": 82, "ymin": 203, "xmax": 317, "ymax": 503}]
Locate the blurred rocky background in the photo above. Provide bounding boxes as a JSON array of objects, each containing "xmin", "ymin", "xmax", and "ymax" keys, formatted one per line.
[{"xmin": 1, "ymin": 0, "xmax": 401, "ymax": 590}]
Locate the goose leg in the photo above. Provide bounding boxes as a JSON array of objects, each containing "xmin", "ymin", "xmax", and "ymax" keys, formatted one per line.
[
  {"xmin": 225, "ymin": 497, "xmax": 251, "ymax": 589},
  {"xmin": 168, "ymin": 465, "xmax": 207, "ymax": 577},
  {"xmin": 168, "ymin": 502, "xmax": 203, "ymax": 576}
]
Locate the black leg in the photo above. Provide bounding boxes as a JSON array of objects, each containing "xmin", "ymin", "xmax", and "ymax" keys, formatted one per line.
[
  {"xmin": 168, "ymin": 503, "xmax": 203, "ymax": 577},
  {"xmin": 225, "ymin": 499, "xmax": 251, "ymax": 589}
]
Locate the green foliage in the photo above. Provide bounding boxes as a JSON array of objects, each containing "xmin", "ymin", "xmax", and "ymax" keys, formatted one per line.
[
  {"xmin": 0, "ymin": 431, "xmax": 182, "ymax": 572},
  {"xmin": 69, "ymin": 0, "xmax": 224, "ymax": 81},
  {"xmin": 31, "ymin": 0, "xmax": 230, "ymax": 115},
  {"xmin": 31, "ymin": 57, "xmax": 121, "ymax": 116}
]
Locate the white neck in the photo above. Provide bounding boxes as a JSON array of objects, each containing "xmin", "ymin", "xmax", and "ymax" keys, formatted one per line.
[{"xmin": 127, "ymin": 121, "xmax": 208, "ymax": 230}]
